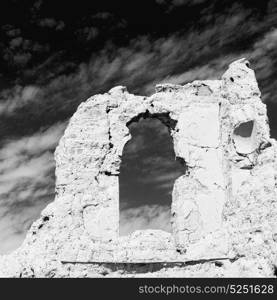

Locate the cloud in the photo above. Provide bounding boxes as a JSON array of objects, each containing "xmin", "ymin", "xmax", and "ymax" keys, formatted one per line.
[
  {"xmin": 75, "ymin": 26, "xmax": 99, "ymax": 42},
  {"xmin": 0, "ymin": 85, "xmax": 41, "ymax": 115},
  {"xmin": 249, "ymin": 28, "xmax": 277, "ymax": 83},
  {"xmin": 9, "ymin": 37, "xmax": 23, "ymax": 49},
  {"xmin": 155, "ymin": 0, "xmax": 210, "ymax": 13},
  {"xmin": 13, "ymin": 52, "xmax": 32, "ymax": 66},
  {"xmin": 120, "ymin": 204, "xmax": 171, "ymax": 235},
  {"xmin": 0, "ymin": 200, "xmax": 48, "ymax": 254},
  {"xmin": 2, "ymin": 26, "xmax": 21, "ymax": 37},
  {"xmin": 0, "ymin": 122, "xmax": 67, "ymax": 254},
  {"xmin": 156, "ymin": 0, "xmax": 207, "ymax": 7},
  {"xmin": 2, "ymin": 29, "xmax": 50, "ymax": 68},
  {"xmin": 1, "ymin": 2, "xmax": 275, "ymax": 125},
  {"xmin": 93, "ymin": 12, "xmax": 113, "ymax": 20},
  {"xmin": 37, "ymin": 18, "xmax": 65, "ymax": 31},
  {"xmin": 33, "ymin": 0, "xmax": 43, "ymax": 11},
  {"xmin": 139, "ymin": 171, "xmax": 183, "ymax": 186},
  {"xmin": 123, "ymin": 134, "xmax": 145, "ymax": 157}
]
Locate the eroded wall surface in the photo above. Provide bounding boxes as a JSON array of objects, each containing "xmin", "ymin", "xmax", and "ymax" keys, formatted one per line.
[{"xmin": 0, "ymin": 58, "xmax": 277, "ymax": 277}]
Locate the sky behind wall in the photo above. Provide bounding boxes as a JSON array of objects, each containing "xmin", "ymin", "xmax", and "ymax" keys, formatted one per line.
[{"xmin": 1, "ymin": 0, "xmax": 277, "ymax": 253}]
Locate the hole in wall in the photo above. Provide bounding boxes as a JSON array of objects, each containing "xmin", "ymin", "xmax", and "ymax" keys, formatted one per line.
[
  {"xmin": 119, "ymin": 113, "xmax": 185, "ymax": 236},
  {"xmin": 214, "ymin": 261, "xmax": 223, "ymax": 267},
  {"xmin": 233, "ymin": 120, "xmax": 257, "ymax": 154}
]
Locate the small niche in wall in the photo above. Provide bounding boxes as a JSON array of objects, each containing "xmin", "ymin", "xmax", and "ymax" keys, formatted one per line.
[{"xmin": 233, "ymin": 120, "xmax": 257, "ymax": 154}]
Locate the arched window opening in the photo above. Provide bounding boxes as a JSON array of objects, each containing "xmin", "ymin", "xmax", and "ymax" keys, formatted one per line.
[{"xmin": 119, "ymin": 114, "xmax": 185, "ymax": 236}]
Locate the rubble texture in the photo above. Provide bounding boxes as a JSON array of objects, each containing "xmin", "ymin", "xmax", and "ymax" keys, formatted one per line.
[{"xmin": 0, "ymin": 58, "xmax": 277, "ymax": 277}]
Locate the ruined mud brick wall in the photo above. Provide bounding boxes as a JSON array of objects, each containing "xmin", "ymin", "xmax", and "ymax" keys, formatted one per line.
[{"xmin": 0, "ymin": 58, "xmax": 277, "ymax": 277}]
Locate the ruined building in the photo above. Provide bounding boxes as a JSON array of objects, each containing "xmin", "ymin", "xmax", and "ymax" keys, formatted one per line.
[{"xmin": 0, "ymin": 58, "xmax": 277, "ymax": 277}]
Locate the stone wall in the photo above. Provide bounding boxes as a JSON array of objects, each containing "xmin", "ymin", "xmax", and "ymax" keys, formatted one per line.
[{"xmin": 0, "ymin": 58, "xmax": 276, "ymax": 277}]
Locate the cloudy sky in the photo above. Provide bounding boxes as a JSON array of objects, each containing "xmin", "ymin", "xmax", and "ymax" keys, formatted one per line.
[{"xmin": 1, "ymin": 0, "xmax": 277, "ymax": 254}]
